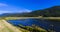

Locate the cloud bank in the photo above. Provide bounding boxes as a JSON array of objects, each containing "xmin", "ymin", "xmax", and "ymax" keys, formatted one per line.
[
  {"xmin": 0, "ymin": 3, "xmax": 8, "ymax": 7},
  {"xmin": 0, "ymin": 3, "xmax": 31, "ymax": 14}
]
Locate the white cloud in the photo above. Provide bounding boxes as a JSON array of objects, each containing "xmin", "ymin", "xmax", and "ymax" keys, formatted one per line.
[
  {"xmin": 0, "ymin": 11, "xmax": 11, "ymax": 14},
  {"xmin": 18, "ymin": 9, "xmax": 31, "ymax": 13},
  {"xmin": 0, "ymin": 3, "xmax": 31, "ymax": 14},
  {"xmin": 0, "ymin": 3, "xmax": 8, "ymax": 7},
  {"xmin": 0, "ymin": 9, "xmax": 31, "ymax": 14}
]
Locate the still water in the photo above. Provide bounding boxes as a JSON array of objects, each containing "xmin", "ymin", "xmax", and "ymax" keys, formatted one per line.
[{"xmin": 8, "ymin": 19, "xmax": 60, "ymax": 32}]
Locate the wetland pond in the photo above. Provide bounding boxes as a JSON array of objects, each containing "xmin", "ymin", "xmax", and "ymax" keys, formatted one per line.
[{"xmin": 7, "ymin": 19, "xmax": 60, "ymax": 32}]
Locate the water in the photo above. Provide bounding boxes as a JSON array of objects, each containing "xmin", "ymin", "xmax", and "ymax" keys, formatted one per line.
[{"xmin": 8, "ymin": 19, "xmax": 60, "ymax": 32}]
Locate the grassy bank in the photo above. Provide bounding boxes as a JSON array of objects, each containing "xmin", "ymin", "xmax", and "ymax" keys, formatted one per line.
[{"xmin": 16, "ymin": 24, "xmax": 47, "ymax": 32}]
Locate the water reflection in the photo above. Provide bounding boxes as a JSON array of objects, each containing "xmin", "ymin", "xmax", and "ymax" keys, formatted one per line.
[{"xmin": 8, "ymin": 19, "xmax": 60, "ymax": 32}]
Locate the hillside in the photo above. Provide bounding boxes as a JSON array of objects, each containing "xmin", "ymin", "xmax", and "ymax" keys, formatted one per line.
[
  {"xmin": 30, "ymin": 6, "xmax": 60, "ymax": 17},
  {"xmin": 1, "ymin": 6, "xmax": 60, "ymax": 17}
]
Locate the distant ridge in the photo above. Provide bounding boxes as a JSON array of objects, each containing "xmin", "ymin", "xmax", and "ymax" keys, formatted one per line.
[
  {"xmin": 30, "ymin": 6, "xmax": 60, "ymax": 17},
  {"xmin": 0, "ymin": 6, "xmax": 60, "ymax": 17}
]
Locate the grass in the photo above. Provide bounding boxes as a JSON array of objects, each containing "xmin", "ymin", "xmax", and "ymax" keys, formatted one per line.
[
  {"xmin": 15, "ymin": 26, "xmax": 30, "ymax": 32},
  {"xmin": 17, "ymin": 24, "xmax": 47, "ymax": 32}
]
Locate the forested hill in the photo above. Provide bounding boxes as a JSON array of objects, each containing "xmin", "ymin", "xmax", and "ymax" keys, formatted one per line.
[
  {"xmin": 30, "ymin": 6, "xmax": 60, "ymax": 17},
  {"xmin": 1, "ymin": 6, "xmax": 60, "ymax": 17}
]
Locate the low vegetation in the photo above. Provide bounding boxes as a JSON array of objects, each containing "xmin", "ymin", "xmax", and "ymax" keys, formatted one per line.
[{"xmin": 17, "ymin": 24, "xmax": 47, "ymax": 32}]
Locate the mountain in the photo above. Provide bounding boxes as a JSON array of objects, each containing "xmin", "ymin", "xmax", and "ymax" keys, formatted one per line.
[
  {"xmin": 1, "ymin": 6, "xmax": 60, "ymax": 17},
  {"xmin": 30, "ymin": 6, "xmax": 60, "ymax": 17},
  {"xmin": 0, "ymin": 13, "xmax": 29, "ymax": 17}
]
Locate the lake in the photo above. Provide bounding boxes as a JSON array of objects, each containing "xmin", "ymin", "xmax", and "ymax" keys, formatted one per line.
[{"xmin": 7, "ymin": 19, "xmax": 60, "ymax": 32}]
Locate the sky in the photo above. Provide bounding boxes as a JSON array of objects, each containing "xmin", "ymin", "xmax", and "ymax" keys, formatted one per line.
[{"xmin": 0, "ymin": 0, "xmax": 60, "ymax": 14}]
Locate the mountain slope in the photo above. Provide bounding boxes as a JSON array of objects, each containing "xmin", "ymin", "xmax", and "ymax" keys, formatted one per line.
[
  {"xmin": 30, "ymin": 6, "xmax": 60, "ymax": 17},
  {"xmin": 1, "ymin": 6, "xmax": 60, "ymax": 17}
]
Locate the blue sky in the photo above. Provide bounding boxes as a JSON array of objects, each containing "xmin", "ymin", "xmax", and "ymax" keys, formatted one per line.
[{"xmin": 0, "ymin": 0, "xmax": 60, "ymax": 14}]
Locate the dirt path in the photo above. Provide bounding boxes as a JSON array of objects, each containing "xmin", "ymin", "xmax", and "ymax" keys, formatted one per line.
[{"xmin": 0, "ymin": 19, "xmax": 22, "ymax": 32}]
